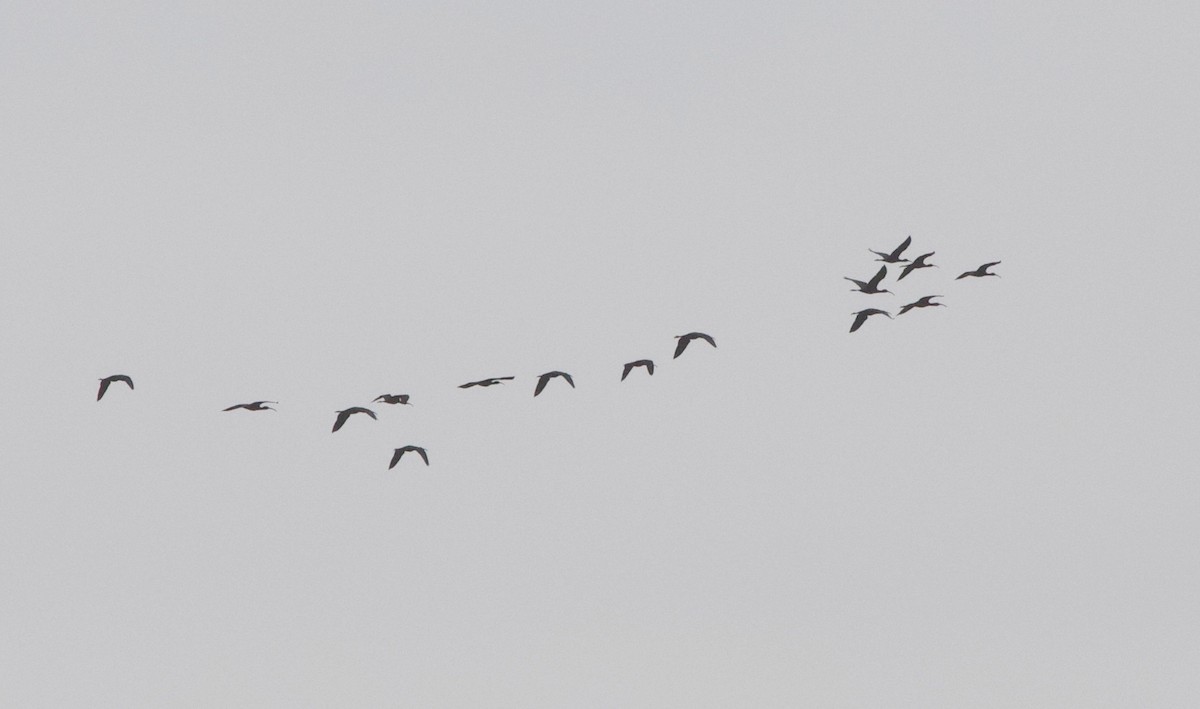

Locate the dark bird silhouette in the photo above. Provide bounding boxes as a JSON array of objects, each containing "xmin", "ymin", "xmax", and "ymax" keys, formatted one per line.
[
  {"xmin": 850, "ymin": 308, "xmax": 893, "ymax": 333},
  {"xmin": 869, "ymin": 235, "xmax": 913, "ymax": 263},
  {"xmin": 957, "ymin": 261, "xmax": 1002, "ymax": 279},
  {"xmin": 897, "ymin": 252, "xmax": 937, "ymax": 281},
  {"xmin": 389, "ymin": 445, "xmax": 430, "ymax": 469},
  {"xmin": 621, "ymin": 360, "xmax": 654, "ymax": 381},
  {"xmin": 459, "ymin": 377, "xmax": 515, "ymax": 389},
  {"xmin": 898, "ymin": 295, "xmax": 945, "ymax": 316},
  {"xmin": 373, "ymin": 394, "xmax": 412, "ymax": 405},
  {"xmin": 534, "ymin": 371, "xmax": 575, "ymax": 397},
  {"xmin": 97, "ymin": 375, "xmax": 134, "ymax": 401},
  {"xmin": 844, "ymin": 266, "xmax": 892, "ymax": 295},
  {"xmin": 332, "ymin": 407, "xmax": 377, "ymax": 432},
  {"xmin": 673, "ymin": 332, "xmax": 717, "ymax": 358},
  {"xmin": 223, "ymin": 400, "xmax": 277, "ymax": 411}
]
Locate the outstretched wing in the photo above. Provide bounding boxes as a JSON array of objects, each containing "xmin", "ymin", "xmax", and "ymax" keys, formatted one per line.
[
  {"xmin": 621, "ymin": 362, "xmax": 634, "ymax": 381},
  {"xmin": 223, "ymin": 404, "xmax": 245, "ymax": 411},
  {"xmin": 332, "ymin": 411, "xmax": 351, "ymax": 432},
  {"xmin": 363, "ymin": 408, "xmax": 378, "ymax": 420},
  {"xmin": 892, "ymin": 235, "xmax": 912, "ymax": 258},
  {"xmin": 415, "ymin": 447, "xmax": 429, "ymax": 466},
  {"xmin": 868, "ymin": 265, "xmax": 888, "ymax": 288},
  {"xmin": 982, "ymin": 261, "xmax": 1001, "ymax": 269},
  {"xmin": 673, "ymin": 338, "xmax": 689, "ymax": 359},
  {"xmin": 533, "ymin": 374, "xmax": 550, "ymax": 397},
  {"xmin": 561, "ymin": 372, "xmax": 575, "ymax": 388},
  {"xmin": 645, "ymin": 360, "xmax": 655, "ymax": 375},
  {"xmin": 97, "ymin": 379, "xmax": 111, "ymax": 401},
  {"xmin": 459, "ymin": 381, "xmax": 479, "ymax": 388},
  {"xmin": 695, "ymin": 333, "xmax": 716, "ymax": 348},
  {"xmin": 388, "ymin": 449, "xmax": 403, "ymax": 469},
  {"xmin": 116, "ymin": 375, "xmax": 134, "ymax": 390},
  {"xmin": 849, "ymin": 311, "xmax": 870, "ymax": 333},
  {"xmin": 898, "ymin": 303, "xmax": 916, "ymax": 315}
]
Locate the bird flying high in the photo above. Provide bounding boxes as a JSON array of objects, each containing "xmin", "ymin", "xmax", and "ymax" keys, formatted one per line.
[
  {"xmin": 389, "ymin": 446, "xmax": 430, "ymax": 468},
  {"xmin": 97, "ymin": 375, "xmax": 134, "ymax": 401},
  {"xmin": 849, "ymin": 308, "xmax": 893, "ymax": 333},
  {"xmin": 332, "ymin": 407, "xmax": 377, "ymax": 432},
  {"xmin": 844, "ymin": 266, "xmax": 892, "ymax": 294},
  {"xmin": 223, "ymin": 401, "xmax": 277, "ymax": 411},
  {"xmin": 534, "ymin": 371, "xmax": 575, "ymax": 397},
  {"xmin": 868, "ymin": 235, "xmax": 913, "ymax": 263},
  {"xmin": 459, "ymin": 377, "xmax": 515, "ymax": 389},
  {"xmin": 373, "ymin": 394, "xmax": 412, "ymax": 405},
  {"xmin": 956, "ymin": 261, "xmax": 1001, "ymax": 279},
  {"xmin": 897, "ymin": 252, "xmax": 937, "ymax": 281},
  {"xmin": 621, "ymin": 360, "xmax": 654, "ymax": 381},
  {"xmin": 673, "ymin": 332, "xmax": 717, "ymax": 358},
  {"xmin": 898, "ymin": 295, "xmax": 945, "ymax": 316}
]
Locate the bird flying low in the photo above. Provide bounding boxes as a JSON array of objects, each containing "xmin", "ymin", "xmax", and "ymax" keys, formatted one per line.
[
  {"xmin": 97, "ymin": 375, "xmax": 134, "ymax": 401},
  {"xmin": 844, "ymin": 266, "xmax": 892, "ymax": 295},
  {"xmin": 534, "ymin": 371, "xmax": 575, "ymax": 397},
  {"xmin": 459, "ymin": 377, "xmax": 515, "ymax": 389},
  {"xmin": 897, "ymin": 252, "xmax": 937, "ymax": 280},
  {"xmin": 621, "ymin": 360, "xmax": 654, "ymax": 381},
  {"xmin": 223, "ymin": 401, "xmax": 277, "ymax": 411},
  {"xmin": 898, "ymin": 295, "xmax": 945, "ymax": 316},
  {"xmin": 850, "ymin": 308, "xmax": 893, "ymax": 333},
  {"xmin": 373, "ymin": 394, "xmax": 412, "ymax": 405},
  {"xmin": 869, "ymin": 235, "xmax": 912, "ymax": 263},
  {"xmin": 332, "ymin": 407, "xmax": 377, "ymax": 432},
  {"xmin": 673, "ymin": 332, "xmax": 717, "ymax": 358},
  {"xmin": 957, "ymin": 261, "xmax": 1001, "ymax": 279},
  {"xmin": 389, "ymin": 445, "xmax": 430, "ymax": 468}
]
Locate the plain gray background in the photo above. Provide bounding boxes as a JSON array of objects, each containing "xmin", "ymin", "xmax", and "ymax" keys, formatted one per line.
[{"xmin": 2, "ymin": 2, "xmax": 1199, "ymax": 706}]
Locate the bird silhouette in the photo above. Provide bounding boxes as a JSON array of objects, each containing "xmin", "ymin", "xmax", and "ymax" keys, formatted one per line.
[
  {"xmin": 957, "ymin": 261, "xmax": 1001, "ymax": 279},
  {"xmin": 459, "ymin": 377, "xmax": 515, "ymax": 389},
  {"xmin": 96, "ymin": 375, "xmax": 134, "ymax": 401},
  {"xmin": 844, "ymin": 266, "xmax": 892, "ymax": 294},
  {"xmin": 673, "ymin": 332, "xmax": 717, "ymax": 358},
  {"xmin": 897, "ymin": 252, "xmax": 937, "ymax": 281},
  {"xmin": 389, "ymin": 445, "xmax": 430, "ymax": 468},
  {"xmin": 332, "ymin": 407, "xmax": 377, "ymax": 432},
  {"xmin": 534, "ymin": 371, "xmax": 575, "ymax": 397},
  {"xmin": 621, "ymin": 360, "xmax": 655, "ymax": 381},
  {"xmin": 373, "ymin": 394, "xmax": 412, "ymax": 405},
  {"xmin": 898, "ymin": 295, "xmax": 945, "ymax": 315},
  {"xmin": 850, "ymin": 308, "xmax": 893, "ymax": 333},
  {"xmin": 223, "ymin": 400, "xmax": 277, "ymax": 411},
  {"xmin": 869, "ymin": 235, "xmax": 913, "ymax": 263}
]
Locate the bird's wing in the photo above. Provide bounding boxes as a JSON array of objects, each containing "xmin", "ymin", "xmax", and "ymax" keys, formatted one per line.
[
  {"xmin": 983, "ymin": 261, "xmax": 1001, "ymax": 269},
  {"xmin": 562, "ymin": 373, "xmax": 575, "ymax": 388},
  {"xmin": 364, "ymin": 409, "xmax": 378, "ymax": 420},
  {"xmin": 673, "ymin": 338, "xmax": 689, "ymax": 358},
  {"xmin": 388, "ymin": 449, "xmax": 403, "ymax": 469},
  {"xmin": 621, "ymin": 363, "xmax": 633, "ymax": 381},
  {"xmin": 373, "ymin": 395, "xmax": 387, "ymax": 402},
  {"xmin": 97, "ymin": 379, "xmax": 110, "ymax": 400},
  {"xmin": 850, "ymin": 312, "xmax": 869, "ymax": 333},
  {"xmin": 398, "ymin": 395, "xmax": 410, "ymax": 404},
  {"xmin": 533, "ymin": 374, "xmax": 549, "ymax": 397},
  {"xmin": 844, "ymin": 277, "xmax": 865, "ymax": 288},
  {"xmin": 459, "ymin": 381, "xmax": 477, "ymax": 388},
  {"xmin": 646, "ymin": 361, "xmax": 655, "ymax": 375},
  {"xmin": 497, "ymin": 376, "xmax": 515, "ymax": 381},
  {"xmin": 696, "ymin": 333, "xmax": 716, "ymax": 348},
  {"xmin": 893, "ymin": 235, "xmax": 912, "ymax": 257},
  {"xmin": 897, "ymin": 263, "xmax": 914, "ymax": 280},
  {"xmin": 956, "ymin": 271, "xmax": 971, "ymax": 279},
  {"xmin": 223, "ymin": 404, "xmax": 244, "ymax": 411},
  {"xmin": 898, "ymin": 303, "xmax": 915, "ymax": 315},
  {"xmin": 868, "ymin": 266, "xmax": 888, "ymax": 288},
  {"xmin": 332, "ymin": 411, "xmax": 350, "ymax": 432},
  {"xmin": 122, "ymin": 376, "xmax": 134, "ymax": 390},
  {"xmin": 416, "ymin": 448, "xmax": 429, "ymax": 466}
]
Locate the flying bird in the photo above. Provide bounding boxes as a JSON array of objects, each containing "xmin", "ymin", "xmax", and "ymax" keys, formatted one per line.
[
  {"xmin": 957, "ymin": 261, "xmax": 1001, "ymax": 279},
  {"xmin": 223, "ymin": 401, "xmax": 277, "ymax": 411},
  {"xmin": 96, "ymin": 374, "xmax": 134, "ymax": 401},
  {"xmin": 897, "ymin": 252, "xmax": 937, "ymax": 280},
  {"xmin": 373, "ymin": 394, "xmax": 412, "ymax": 405},
  {"xmin": 868, "ymin": 235, "xmax": 913, "ymax": 263},
  {"xmin": 389, "ymin": 446, "xmax": 430, "ymax": 469},
  {"xmin": 459, "ymin": 377, "xmax": 515, "ymax": 389},
  {"xmin": 621, "ymin": 360, "xmax": 654, "ymax": 381},
  {"xmin": 850, "ymin": 308, "xmax": 893, "ymax": 333},
  {"xmin": 534, "ymin": 371, "xmax": 575, "ymax": 397},
  {"xmin": 673, "ymin": 332, "xmax": 717, "ymax": 358},
  {"xmin": 332, "ymin": 407, "xmax": 377, "ymax": 432},
  {"xmin": 844, "ymin": 266, "xmax": 892, "ymax": 295},
  {"xmin": 898, "ymin": 295, "xmax": 945, "ymax": 316}
]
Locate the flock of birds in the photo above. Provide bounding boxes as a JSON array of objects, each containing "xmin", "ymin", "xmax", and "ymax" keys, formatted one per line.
[
  {"xmin": 847, "ymin": 235, "xmax": 1001, "ymax": 332},
  {"xmin": 93, "ymin": 236, "xmax": 1000, "ymax": 469},
  {"xmin": 93, "ymin": 332, "xmax": 719, "ymax": 470}
]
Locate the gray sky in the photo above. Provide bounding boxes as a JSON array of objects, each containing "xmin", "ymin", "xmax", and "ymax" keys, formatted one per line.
[{"xmin": 2, "ymin": 1, "xmax": 1199, "ymax": 706}]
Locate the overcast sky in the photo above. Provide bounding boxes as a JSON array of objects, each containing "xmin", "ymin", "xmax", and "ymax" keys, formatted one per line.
[{"xmin": 3, "ymin": 2, "xmax": 1199, "ymax": 706}]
